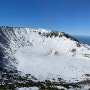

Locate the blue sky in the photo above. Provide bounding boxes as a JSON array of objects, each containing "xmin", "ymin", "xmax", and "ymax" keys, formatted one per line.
[{"xmin": 0, "ymin": 0, "xmax": 90, "ymax": 36}]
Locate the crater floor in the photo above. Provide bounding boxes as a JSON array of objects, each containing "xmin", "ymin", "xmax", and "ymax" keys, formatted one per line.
[{"xmin": 0, "ymin": 26, "xmax": 90, "ymax": 89}]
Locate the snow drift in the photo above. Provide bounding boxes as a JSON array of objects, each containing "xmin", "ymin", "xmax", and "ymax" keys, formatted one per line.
[{"xmin": 0, "ymin": 26, "xmax": 90, "ymax": 83}]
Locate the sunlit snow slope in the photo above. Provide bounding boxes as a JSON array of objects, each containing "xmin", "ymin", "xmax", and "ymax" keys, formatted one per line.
[{"xmin": 0, "ymin": 26, "xmax": 90, "ymax": 82}]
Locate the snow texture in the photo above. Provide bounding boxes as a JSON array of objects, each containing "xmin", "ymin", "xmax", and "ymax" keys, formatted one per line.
[
  {"xmin": 0, "ymin": 26, "xmax": 90, "ymax": 83},
  {"xmin": 15, "ymin": 87, "xmax": 39, "ymax": 90}
]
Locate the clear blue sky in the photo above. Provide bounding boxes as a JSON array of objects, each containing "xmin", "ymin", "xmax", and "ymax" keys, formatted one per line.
[{"xmin": 0, "ymin": 0, "xmax": 90, "ymax": 36}]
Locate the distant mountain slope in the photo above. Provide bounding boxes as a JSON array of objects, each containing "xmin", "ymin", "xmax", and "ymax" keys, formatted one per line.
[{"xmin": 0, "ymin": 26, "xmax": 90, "ymax": 89}]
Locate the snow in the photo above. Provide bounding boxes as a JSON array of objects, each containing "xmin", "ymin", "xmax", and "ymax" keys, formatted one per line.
[
  {"xmin": 14, "ymin": 45, "xmax": 90, "ymax": 82},
  {"xmin": 1, "ymin": 27, "xmax": 90, "ymax": 83},
  {"xmin": 56, "ymin": 86, "xmax": 67, "ymax": 90},
  {"xmin": 80, "ymin": 84, "xmax": 90, "ymax": 90},
  {"xmin": 15, "ymin": 87, "xmax": 39, "ymax": 90}
]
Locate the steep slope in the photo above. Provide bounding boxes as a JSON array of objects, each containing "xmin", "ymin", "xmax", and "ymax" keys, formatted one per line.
[{"xmin": 0, "ymin": 26, "xmax": 90, "ymax": 89}]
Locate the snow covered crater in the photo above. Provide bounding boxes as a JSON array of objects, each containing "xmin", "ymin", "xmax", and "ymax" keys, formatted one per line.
[{"xmin": 0, "ymin": 26, "xmax": 90, "ymax": 82}]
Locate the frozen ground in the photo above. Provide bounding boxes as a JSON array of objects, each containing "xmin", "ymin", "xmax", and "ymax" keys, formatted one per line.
[
  {"xmin": 15, "ymin": 87, "xmax": 39, "ymax": 90},
  {"xmin": 14, "ymin": 45, "xmax": 90, "ymax": 82},
  {"xmin": 0, "ymin": 26, "xmax": 90, "ymax": 89},
  {"xmin": 6, "ymin": 27, "xmax": 89, "ymax": 82}
]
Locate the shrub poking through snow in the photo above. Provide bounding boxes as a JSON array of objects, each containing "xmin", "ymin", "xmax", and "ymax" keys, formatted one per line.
[
  {"xmin": 54, "ymin": 51, "xmax": 59, "ymax": 56},
  {"xmin": 71, "ymin": 49, "xmax": 76, "ymax": 52}
]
